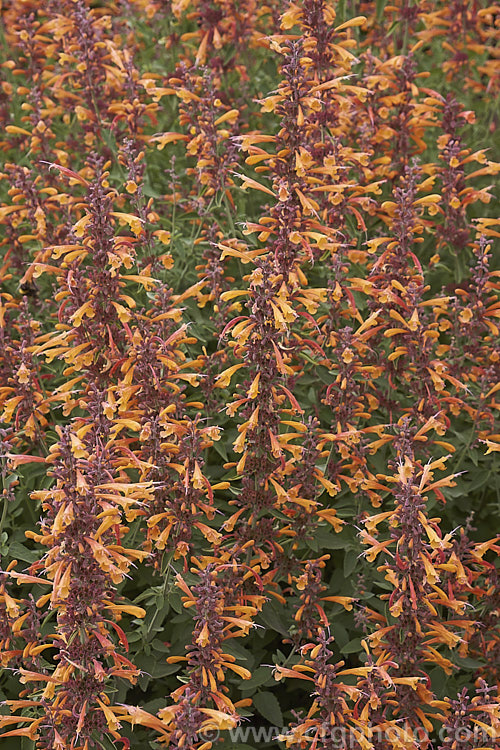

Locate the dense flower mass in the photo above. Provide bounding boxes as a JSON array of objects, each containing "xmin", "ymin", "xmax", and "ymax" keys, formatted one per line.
[{"xmin": 0, "ymin": 0, "xmax": 499, "ymax": 749}]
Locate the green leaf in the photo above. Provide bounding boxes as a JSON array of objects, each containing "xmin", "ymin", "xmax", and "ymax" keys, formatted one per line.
[
  {"xmin": 428, "ymin": 666, "xmax": 447, "ymax": 697},
  {"xmin": 212, "ymin": 439, "xmax": 229, "ymax": 462},
  {"xmin": 311, "ymin": 527, "xmax": 348, "ymax": 549},
  {"xmin": 240, "ymin": 665, "xmax": 273, "ymax": 692},
  {"xmin": 331, "ymin": 622, "xmax": 349, "ymax": 649},
  {"xmin": 340, "ymin": 638, "xmax": 362, "ymax": 655},
  {"xmin": 7, "ymin": 540, "xmax": 40, "ymax": 563},
  {"xmin": 343, "ymin": 547, "xmax": 358, "ymax": 578},
  {"xmin": 151, "ymin": 638, "xmax": 171, "ymax": 653},
  {"xmin": 259, "ymin": 602, "xmax": 289, "ymax": 637},
  {"xmin": 135, "ymin": 653, "xmax": 180, "ymax": 679},
  {"xmin": 454, "ymin": 655, "xmax": 485, "ymax": 669},
  {"xmin": 222, "ymin": 639, "xmax": 253, "ymax": 664},
  {"xmin": 167, "ymin": 591, "xmax": 183, "ymax": 614},
  {"xmin": 252, "ymin": 691, "xmax": 283, "ymax": 726}
]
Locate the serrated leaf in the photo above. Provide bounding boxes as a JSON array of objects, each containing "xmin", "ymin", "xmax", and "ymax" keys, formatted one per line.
[{"xmin": 253, "ymin": 691, "xmax": 283, "ymax": 726}]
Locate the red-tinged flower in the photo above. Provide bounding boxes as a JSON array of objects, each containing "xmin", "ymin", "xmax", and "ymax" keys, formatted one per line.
[
  {"xmin": 154, "ymin": 65, "xmax": 241, "ymax": 208},
  {"xmin": 0, "ymin": 299, "xmax": 49, "ymax": 443},
  {"xmin": 158, "ymin": 564, "xmax": 255, "ymax": 747},
  {"xmin": 436, "ymin": 680, "xmax": 500, "ymax": 750}
]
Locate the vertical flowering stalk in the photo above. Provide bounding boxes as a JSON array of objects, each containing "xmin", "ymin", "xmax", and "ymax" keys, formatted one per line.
[
  {"xmin": 149, "ymin": 65, "xmax": 242, "ymax": 398},
  {"xmin": 289, "ymin": 555, "xmax": 353, "ymax": 642},
  {"xmin": 116, "ymin": 142, "xmax": 170, "ymax": 274},
  {"xmin": 32, "ymin": 162, "xmax": 147, "ymax": 378},
  {"xmin": 3, "ymin": 402, "xmax": 154, "ymax": 747},
  {"xmin": 0, "ymin": 157, "xmax": 165, "ymax": 743},
  {"xmin": 275, "ymin": 628, "xmax": 421, "ymax": 749},
  {"xmin": 51, "ymin": 0, "xmax": 112, "ymax": 142},
  {"xmin": 436, "ymin": 681, "xmax": 500, "ymax": 750},
  {"xmin": 151, "ymin": 65, "xmax": 240, "ymax": 215},
  {"xmin": 3, "ymin": 10, "xmax": 58, "ymax": 163},
  {"xmin": 282, "ymin": 417, "xmax": 341, "ymax": 550},
  {"xmin": 358, "ymin": 426, "xmax": 499, "ymax": 738},
  {"xmin": 170, "ymin": 0, "xmax": 260, "ymax": 68},
  {"xmin": 363, "ymin": 164, "xmax": 463, "ymax": 425},
  {"xmin": 217, "ymin": 255, "xmax": 297, "ymax": 561},
  {"xmin": 142, "ymin": 416, "xmax": 225, "ymax": 565},
  {"xmin": 157, "ymin": 563, "xmax": 260, "ymax": 748},
  {"xmin": 271, "ymin": 1, "xmax": 391, "ymax": 509},
  {"xmin": 218, "ymin": 1, "xmax": 366, "ymax": 568},
  {"xmin": 438, "ymin": 236, "xmax": 500, "ymax": 456},
  {"xmin": 0, "ymin": 163, "xmax": 62, "ymax": 286},
  {"xmin": 435, "ymin": 95, "xmax": 473, "ymax": 259},
  {"xmin": 0, "ymin": 561, "xmax": 25, "ymax": 672},
  {"xmin": 319, "ymin": 312, "xmax": 385, "ymax": 502},
  {"xmin": 0, "ymin": 298, "xmax": 49, "ymax": 444},
  {"xmin": 448, "ymin": 524, "xmax": 500, "ymax": 685}
]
